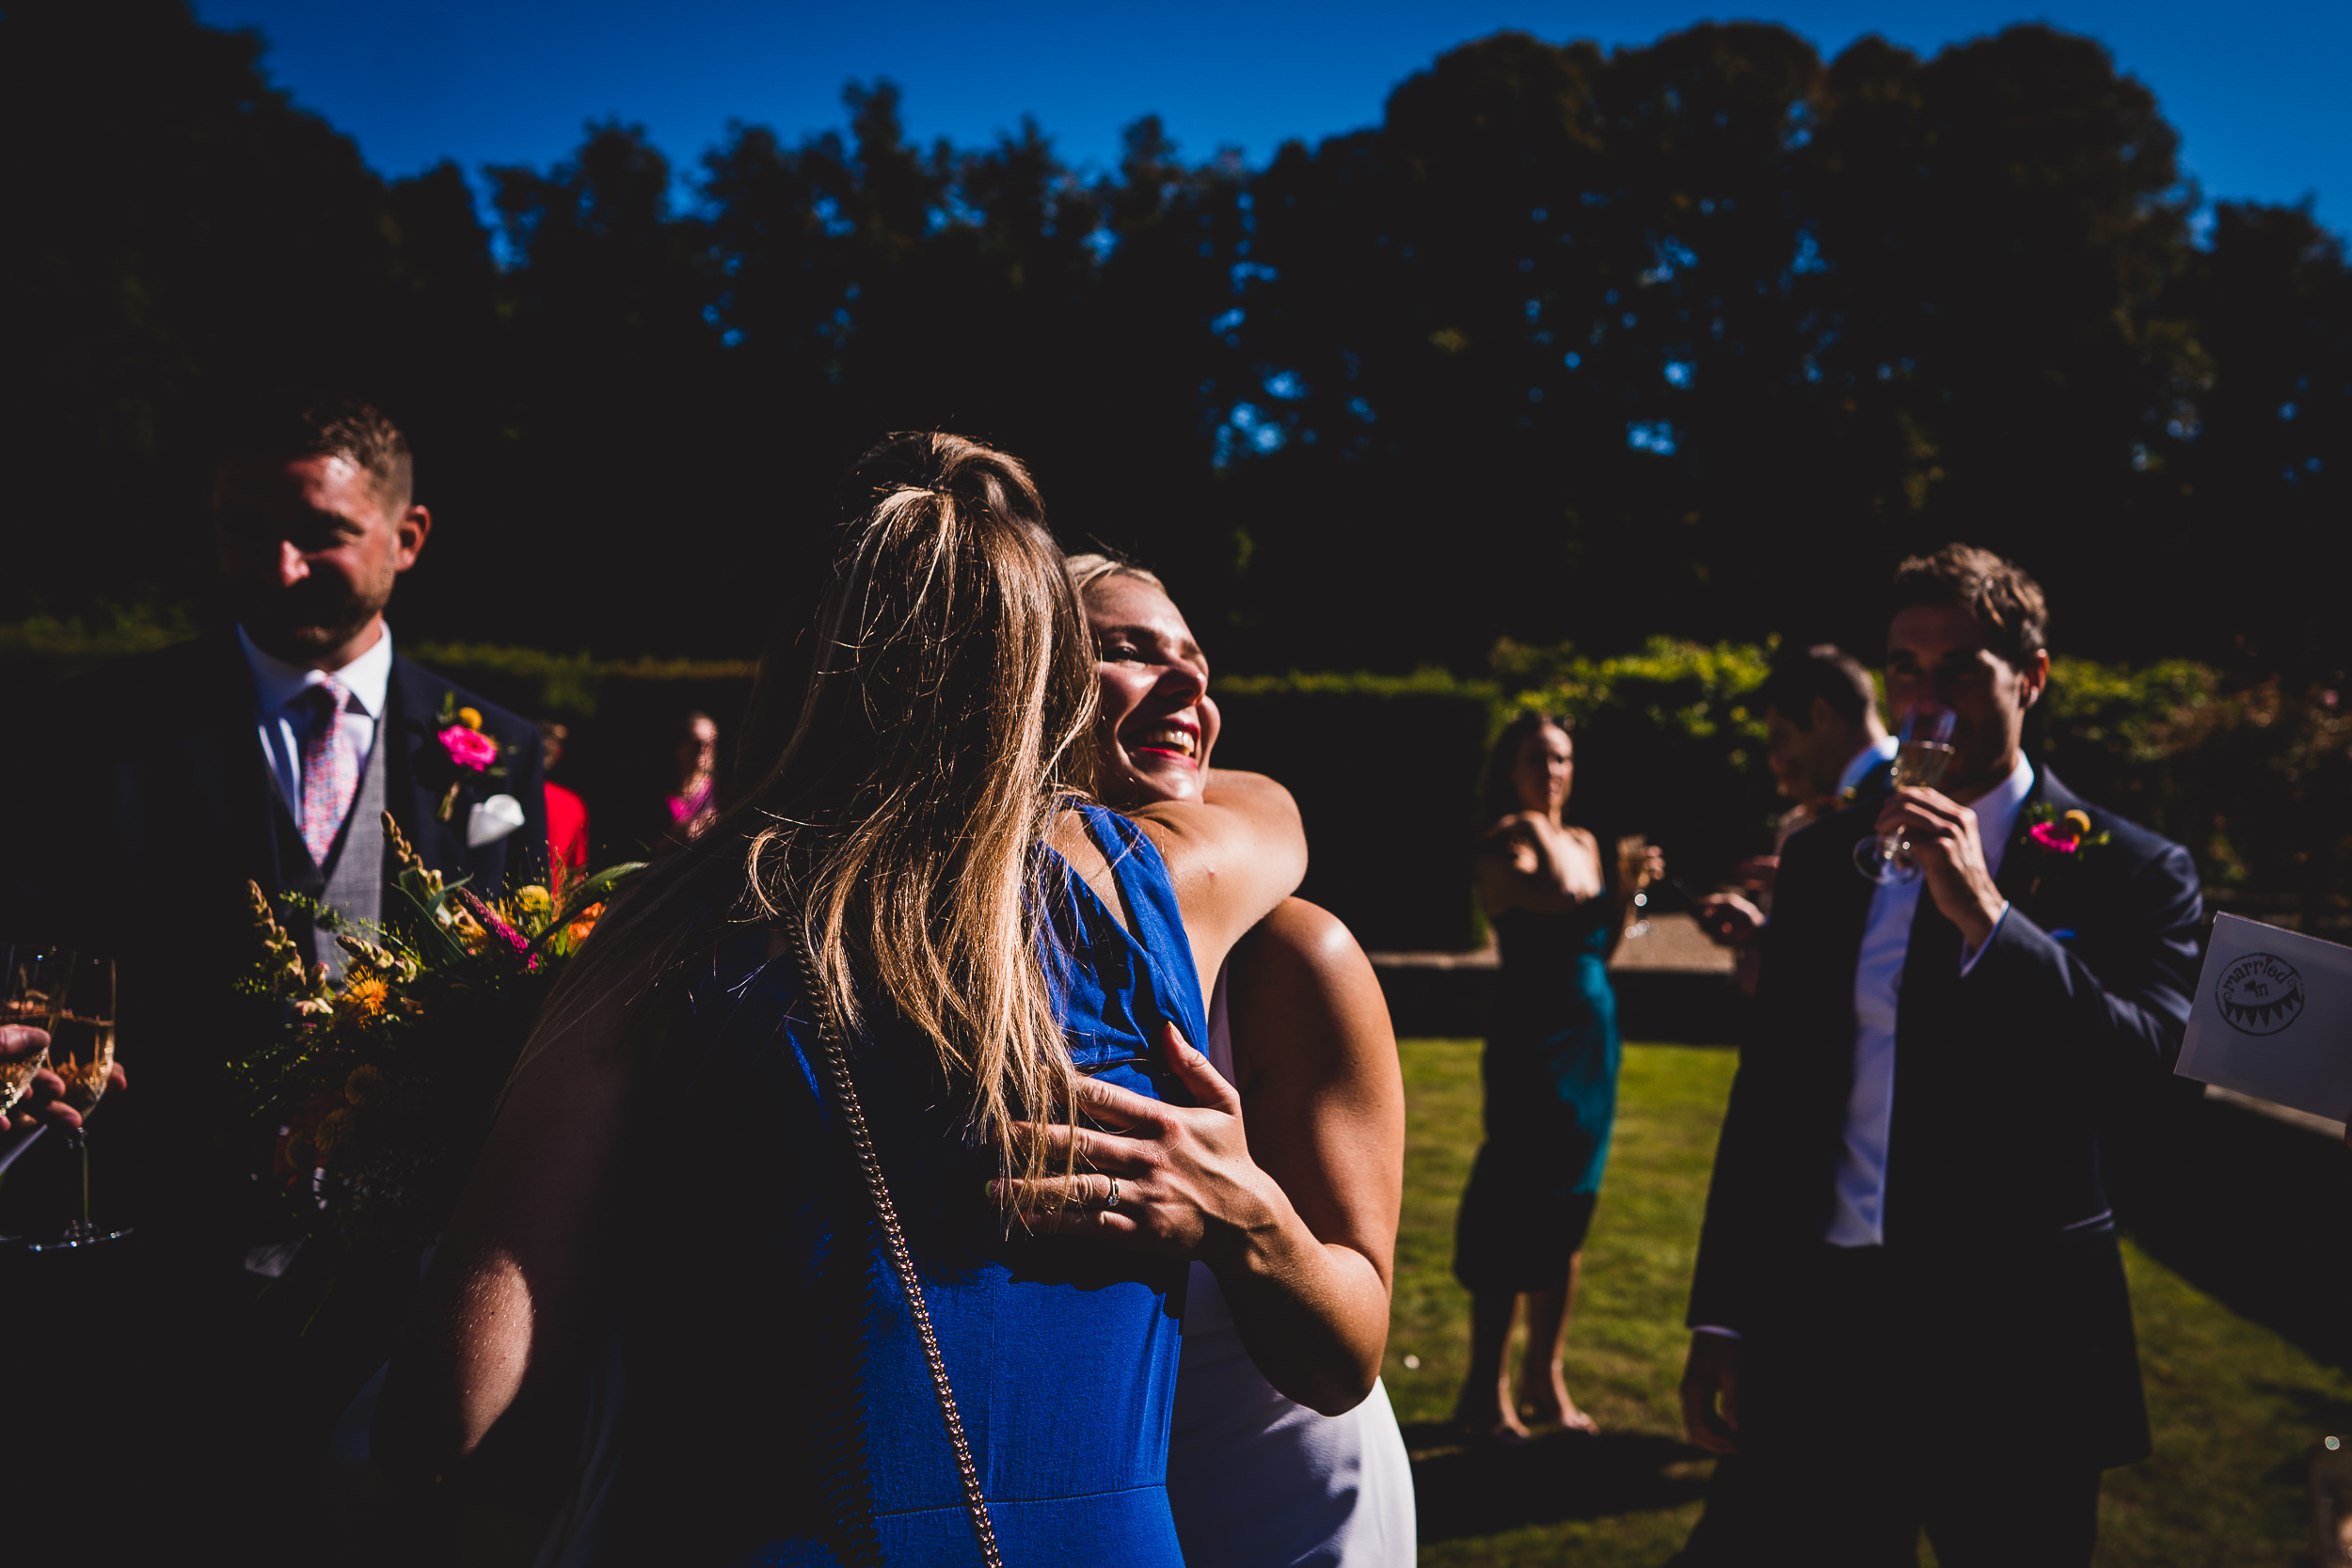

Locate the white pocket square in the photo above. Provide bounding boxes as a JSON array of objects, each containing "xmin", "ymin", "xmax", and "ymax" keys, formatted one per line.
[{"xmin": 467, "ymin": 793, "xmax": 527, "ymax": 848}]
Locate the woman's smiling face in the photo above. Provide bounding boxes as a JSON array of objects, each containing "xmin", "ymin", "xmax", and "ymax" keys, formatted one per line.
[{"xmin": 1083, "ymin": 573, "xmax": 1219, "ymax": 806}]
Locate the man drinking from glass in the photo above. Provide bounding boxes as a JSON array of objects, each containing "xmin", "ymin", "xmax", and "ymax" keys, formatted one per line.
[{"xmin": 1678, "ymin": 545, "xmax": 2203, "ymax": 1564}]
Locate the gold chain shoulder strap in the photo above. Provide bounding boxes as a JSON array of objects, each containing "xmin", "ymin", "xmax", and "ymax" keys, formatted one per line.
[{"xmin": 785, "ymin": 919, "xmax": 1005, "ymax": 1568}]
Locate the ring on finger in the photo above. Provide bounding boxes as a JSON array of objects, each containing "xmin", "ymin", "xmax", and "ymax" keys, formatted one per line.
[{"xmin": 1102, "ymin": 1176, "xmax": 1121, "ymax": 1211}]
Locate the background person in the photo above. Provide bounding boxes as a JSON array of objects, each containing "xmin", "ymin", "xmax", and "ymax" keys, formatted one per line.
[
  {"xmin": 540, "ymin": 719, "xmax": 590, "ymax": 873},
  {"xmin": 663, "ymin": 709, "xmax": 720, "ymax": 843},
  {"xmin": 1454, "ymin": 711, "xmax": 1655, "ymax": 1442},
  {"xmin": 374, "ymin": 434, "xmax": 1308, "ymax": 1565},
  {"xmin": 1700, "ymin": 645, "xmax": 1894, "ymax": 972},
  {"xmin": 1677, "ymin": 545, "xmax": 2204, "ymax": 1565},
  {"xmin": 1065, "ymin": 552, "xmax": 1414, "ymax": 1568}
]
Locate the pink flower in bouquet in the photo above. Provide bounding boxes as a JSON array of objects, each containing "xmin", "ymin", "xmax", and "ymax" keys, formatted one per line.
[
  {"xmin": 2027, "ymin": 821, "xmax": 2080, "ymax": 853},
  {"xmin": 438, "ymin": 725, "xmax": 500, "ymax": 771},
  {"xmin": 453, "ymin": 889, "xmax": 537, "ymax": 969}
]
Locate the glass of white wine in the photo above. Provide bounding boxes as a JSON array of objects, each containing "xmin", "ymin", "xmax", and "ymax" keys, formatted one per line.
[
  {"xmin": 1852, "ymin": 707, "xmax": 1960, "ymax": 885},
  {"xmin": 1, "ymin": 944, "xmax": 71, "ymax": 1119},
  {"xmin": 26, "ymin": 954, "xmax": 128, "ymax": 1251}
]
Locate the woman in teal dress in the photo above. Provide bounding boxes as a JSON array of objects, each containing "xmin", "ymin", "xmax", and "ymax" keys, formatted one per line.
[
  {"xmin": 1454, "ymin": 711, "xmax": 1654, "ymax": 1442},
  {"xmin": 373, "ymin": 433, "xmax": 1308, "ymax": 1564}
]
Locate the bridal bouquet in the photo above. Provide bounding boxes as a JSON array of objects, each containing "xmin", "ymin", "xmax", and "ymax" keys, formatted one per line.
[{"xmin": 230, "ymin": 812, "xmax": 642, "ymax": 1255}]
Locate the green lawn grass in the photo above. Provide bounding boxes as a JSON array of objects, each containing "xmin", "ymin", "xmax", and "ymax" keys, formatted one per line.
[{"xmin": 1385, "ymin": 1038, "xmax": 2352, "ymax": 1565}]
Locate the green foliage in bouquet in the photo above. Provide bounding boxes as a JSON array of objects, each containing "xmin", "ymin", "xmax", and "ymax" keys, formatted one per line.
[{"xmin": 229, "ymin": 811, "xmax": 642, "ymax": 1254}]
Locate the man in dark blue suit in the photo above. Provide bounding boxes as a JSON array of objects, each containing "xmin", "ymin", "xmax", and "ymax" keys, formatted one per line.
[
  {"xmin": 1678, "ymin": 546, "xmax": 2202, "ymax": 1565},
  {"xmin": 0, "ymin": 399, "xmax": 543, "ymax": 1551}
]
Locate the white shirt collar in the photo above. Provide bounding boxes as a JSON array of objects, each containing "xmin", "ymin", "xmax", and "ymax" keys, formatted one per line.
[
  {"xmin": 1837, "ymin": 734, "xmax": 1899, "ymax": 798},
  {"xmin": 238, "ymin": 622, "xmax": 394, "ymax": 721},
  {"xmin": 1970, "ymin": 750, "xmax": 2038, "ymax": 878}
]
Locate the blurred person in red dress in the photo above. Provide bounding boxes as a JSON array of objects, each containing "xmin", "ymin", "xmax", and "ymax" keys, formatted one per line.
[{"xmin": 539, "ymin": 720, "xmax": 590, "ymax": 872}]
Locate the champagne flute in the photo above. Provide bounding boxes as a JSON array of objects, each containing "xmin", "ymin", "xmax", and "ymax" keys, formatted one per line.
[
  {"xmin": 1852, "ymin": 707, "xmax": 1960, "ymax": 885},
  {"xmin": 1, "ymin": 945, "xmax": 70, "ymax": 1118},
  {"xmin": 1617, "ymin": 834, "xmax": 1657, "ymax": 938},
  {"xmin": 26, "ymin": 954, "xmax": 128, "ymax": 1251}
]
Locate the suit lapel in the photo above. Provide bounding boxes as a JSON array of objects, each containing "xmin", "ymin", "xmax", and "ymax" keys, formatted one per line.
[
  {"xmin": 180, "ymin": 630, "xmax": 290, "ymax": 896},
  {"xmin": 1826, "ymin": 804, "xmax": 1883, "ymax": 964},
  {"xmin": 387, "ymin": 656, "xmax": 462, "ymax": 879},
  {"xmin": 1994, "ymin": 765, "xmax": 2081, "ymax": 916},
  {"xmin": 1775, "ymin": 803, "xmax": 1882, "ymax": 1035}
]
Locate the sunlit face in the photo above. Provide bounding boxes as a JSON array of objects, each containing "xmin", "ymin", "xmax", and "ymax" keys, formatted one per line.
[
  {"xmin": 1883, "ymin": 603, "xmax": 2046, "ymax": 799},
  {"xmin": 1514, "ymin": 724, "xmax": 1573, "ymax": 818},
  {"xmin": 214, "ymin": 452, "xmax": 426, "ymax": 664},
  {"xmin": 1083, "ymin": 575, "xmax": 1218, "ymax": 807}
]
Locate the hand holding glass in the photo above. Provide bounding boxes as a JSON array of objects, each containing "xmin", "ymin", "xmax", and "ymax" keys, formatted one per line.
[
  {"xmin": 1853, "ymin": 708, "xmax": 1959, "ymax": 885},
  {"xmin": 1, "ymin": 945, "xmax": 70, "ymax": 1118},
  {"xmin": 26, "ymin": 954, "xmax": 127, "ymax": 1250}
]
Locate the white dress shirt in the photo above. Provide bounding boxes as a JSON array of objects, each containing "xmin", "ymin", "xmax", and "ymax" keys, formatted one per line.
[
  {"xmin": 1824, "ymin": 750, "xmax": 2036, "ymax": 1247},
  {"xmin": 238, "ymin": 623, "xmax": 394, "ymax": 838}
]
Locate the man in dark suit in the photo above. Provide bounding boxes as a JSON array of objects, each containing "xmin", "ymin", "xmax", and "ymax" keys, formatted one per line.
[
  {"xmin": 0, "ymin": 398, "xmax": 542, "ymax": 1551},
  {"xmin": 1678, "ymin": 546, "xmax": 2202, "ymax": 1564}
]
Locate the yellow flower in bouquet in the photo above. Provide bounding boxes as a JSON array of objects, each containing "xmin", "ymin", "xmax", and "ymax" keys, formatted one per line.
[
  {"xmin": 341, "ymin": 974, "xmax": 389, "ymax": 1019},
  {"xmin": 511, "ymin": 883, "xmax": 555, "ymax": 937}
]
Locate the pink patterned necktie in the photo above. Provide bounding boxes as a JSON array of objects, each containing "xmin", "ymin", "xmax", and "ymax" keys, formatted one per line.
[{"xmin": 298, "ymin": 676, "xmax": 360, "ymax": 865}]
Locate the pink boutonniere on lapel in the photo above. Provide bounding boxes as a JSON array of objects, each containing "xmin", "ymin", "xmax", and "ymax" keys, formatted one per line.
[
  {"xmin": 430, "ymin": 694, "xmax": 510, "ymax": 821},
  {"xmin": 2018, "ymin": 805, "xmax": 2110, "ymax": 899},
  {"xmin": 437, "ymin": 720, "xmax": 499, "ymax": 771}
]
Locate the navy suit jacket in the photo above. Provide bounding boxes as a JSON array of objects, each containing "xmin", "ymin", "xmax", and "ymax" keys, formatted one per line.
[{"xmin": 1687, "ymin": 763, "xmax": 2202, "ymax": 1466}]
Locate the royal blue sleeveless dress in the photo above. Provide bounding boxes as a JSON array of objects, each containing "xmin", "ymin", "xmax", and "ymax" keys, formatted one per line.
[{"xmin": 604, "ymin": 804, "xmax": 1206, "ymax": 1567}]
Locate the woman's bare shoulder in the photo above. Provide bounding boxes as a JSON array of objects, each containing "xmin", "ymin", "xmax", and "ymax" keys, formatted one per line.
[
  {"xmin": 1045, "ymin": 805, "xmax": 1127, "ymax": 931},
  {"xmin": 1226, "ymin": 898, "xmax": 1398, "ymax": 1098},
  {"xmin": 1231, "ymin": 897, "xmax": 1381, "ymax": 1005}
]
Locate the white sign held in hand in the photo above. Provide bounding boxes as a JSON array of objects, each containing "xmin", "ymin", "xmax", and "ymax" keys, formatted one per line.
[{"xmin": 2177, "ymin": 912, "xmax": 2352, "ymax": 1122}]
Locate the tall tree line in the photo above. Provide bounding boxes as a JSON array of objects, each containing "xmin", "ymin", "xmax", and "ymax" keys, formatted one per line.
[{"xmin": 5, "ymin": 1, "xmax": 2344, "ymax": 677}]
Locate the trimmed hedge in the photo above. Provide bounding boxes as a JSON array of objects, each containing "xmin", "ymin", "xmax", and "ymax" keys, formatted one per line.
[
  {"xmin": 2039, "ymin": 659, "xmax": 2352, "ymax": 935},
  {"xmin": 10, "ymin": 622, "xmax": 2345, "ymax": 943},
  {"xmin": 1214, "ymin": 672, "xmax": 1500, "ymax": 952}
]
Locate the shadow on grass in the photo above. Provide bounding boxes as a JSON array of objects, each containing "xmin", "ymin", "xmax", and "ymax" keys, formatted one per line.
[
  {"xmin": 1403, "ymin": 1423, "xmax": 1711, "ymax": 1542},
  {"xmin": 2112, "ymin": 1087, "xmax": 2352, "ymax": 1371}
]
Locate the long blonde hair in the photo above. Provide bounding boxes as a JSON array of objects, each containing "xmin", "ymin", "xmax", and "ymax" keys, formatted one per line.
[{"xmin": 521, "ymin": 433, "xmax": 1099, "ymax": 1182}]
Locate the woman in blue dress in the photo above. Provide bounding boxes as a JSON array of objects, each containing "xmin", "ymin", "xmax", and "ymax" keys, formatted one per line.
[
  {"xmin": 1453, "ymin": 711, "xmax": 1655, "ymax": 1443},
  {"xmin": 373, "ymin": 433, "xmax": 1307, "ymax": 1564}
]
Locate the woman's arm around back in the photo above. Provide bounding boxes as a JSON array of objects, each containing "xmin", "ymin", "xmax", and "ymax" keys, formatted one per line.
[{"xmin": 1217, "ymin": 897, "xmax": 1405, "ymax": 1414}]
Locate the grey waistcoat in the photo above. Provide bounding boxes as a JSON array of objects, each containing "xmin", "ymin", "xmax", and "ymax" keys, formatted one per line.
[{"xmin": 315, "ymin": 729, "xmax": 389, "ymax": 979}]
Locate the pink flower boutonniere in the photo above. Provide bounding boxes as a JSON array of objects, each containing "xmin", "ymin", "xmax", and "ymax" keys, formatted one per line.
[
  {"xmin": 437, "ymin": 722, "xmax": 499, "ymax": 772},
  {"xmin": 431, "ymin": 697, "xmax": 509, "ymax": 820},
  {"xmin": 2018, "ymin": 806, "xmax": 2108, "ymax": 896}
]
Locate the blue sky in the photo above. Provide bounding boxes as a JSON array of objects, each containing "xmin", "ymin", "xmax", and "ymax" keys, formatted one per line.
[{"xmin": 193, "ymin": 0, "xmax": 2346, "ymax": 233}]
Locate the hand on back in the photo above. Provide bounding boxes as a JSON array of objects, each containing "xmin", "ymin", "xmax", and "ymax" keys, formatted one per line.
[{"xmin": 993, "ymin": 1021, "xmax": 1277, "ymax": 1263}]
